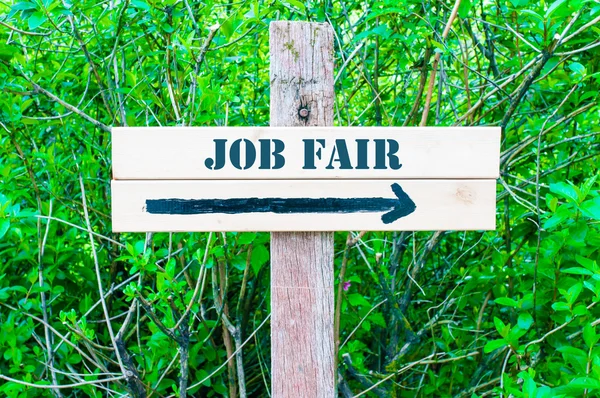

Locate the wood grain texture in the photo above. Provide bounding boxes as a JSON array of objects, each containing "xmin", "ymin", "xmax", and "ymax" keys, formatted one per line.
[
  {"xmin": 269, "ymin": 21, "xmax": 335, "ymax": 398},
  {"xmin": 112, "ymin": 126, "xmax": 501, "ymax": 180},
  {"xmin": 271, "ymin": 233, "xmax": 334, "ymax": 397},
  {"xmin": 110, "ymin": 179, "xmax": 497, "ymax": 232}
]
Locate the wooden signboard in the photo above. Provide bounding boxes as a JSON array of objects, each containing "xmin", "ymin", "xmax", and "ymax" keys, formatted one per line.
[
  {"xmin": 110, "ymin": 21, "xmax": 500, "ymax": 398},
  {"xmin": 111, "ymin": 126, "xmax": 500, "ymax": 232}
]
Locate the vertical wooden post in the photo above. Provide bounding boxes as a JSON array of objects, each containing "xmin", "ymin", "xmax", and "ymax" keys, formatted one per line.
[{"xmin": 269, "ymin": 21, "xmax": 335, "ymax": 397}]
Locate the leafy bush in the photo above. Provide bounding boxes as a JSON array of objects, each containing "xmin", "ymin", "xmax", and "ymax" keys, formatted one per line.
[{"xmin": 0, "ymin": 0, "xmax": 599, "ymax": 396}]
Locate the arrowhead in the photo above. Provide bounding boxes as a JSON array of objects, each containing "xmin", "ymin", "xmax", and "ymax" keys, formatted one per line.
[{"xmin": 381, "ymin": 183, "xmax": 417, "ymax": 224}]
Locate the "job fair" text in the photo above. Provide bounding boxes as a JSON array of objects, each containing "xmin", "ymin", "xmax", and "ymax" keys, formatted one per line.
[{"xmin": 204, "ymin": 139, "xmax": 403, "ymax": 170}]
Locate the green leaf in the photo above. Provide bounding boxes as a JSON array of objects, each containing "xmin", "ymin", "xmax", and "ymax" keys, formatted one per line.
[
  {"xmin": 545, "ymin": 0, "xmax": 567, "ymax": 19},
  {"xmin": 544, "ymin": 205, "xmax": 571, "ymax": 229},
  {"xmin": 458, "ymin": 0, "xmax": 472, "ymax": 18},
  {"xmin": 166, "ymin": 258, "xmax": 176, "ymax": 279},
  {"xmin": 508, "ymin": 0, "xmax": 529, "ymax": 6},
  {"xmin": 536, "ymin": 385, "xmax": 554, "ymax": 398},
  {"xmin": 353, "ymin": 25, "xmax": 392, "ymax": 42},
  {"xmin": 569, "ymin": 62, "xmax": 587, "ymax": 77},
  {"xmin": 494, "ymin": 317, "xmax": 509, "ymax": 337},
  {"xmin": 583, "ymin": 323, "xmax": 598, "ymax": 348},
  {"xmin": 133, "ymin": 240, "xmax": 145, "ymax": 256},
  {"xmin": 547, "ymin": 195, "xmax": 558, "ymax": 212},
  {"xmin": 523, "ymin": 372, "xmax": 537, "ymax": 396},
  {"xmin": 0, "ymin": 46, "xmax": 18, "ymax": 62},
  {"xmin": 365, "ymin": 7, "xmax": 405, "ymax": 21},
  {"xmin": 576, "ymin": 255, "xmax": 598, "ymax": 271},
  {"xmin": 518, "ymin": 313, "xmax": 534, "ymax": 330},
  {"xmin": 562, "ymin": 267, "xmax": 593, "ymax": 275},
  {"xmin": 348, "ymin": 293, "xmax": 371, "ymax": 308},
  {"xmin": 362, "ymin": 320, "xmax": 371, "ymax": 331},
  {"xmin": 11, "ymin": 2, "xmax": 37, "ymax": 11},
  {"xmin": 28, "ymin": 11, "xmax": 47, "ymax": 30},
  {"xmin": 552, "ymin": 302, "xmax": 570, "ymax": 311},
  {"xmin": 162, "ymin": 23, "xmax": 175, "ymax": 33},
  {"xmin": 567, "ymin": 282, "xmax": 583, "ymax": 305},
  {"xmin": 495, "ymin": 297, "xmax": 519, "ymax": 307},
  {"xmin": 0, "ymin": 219, "xmax": 10, "ymax": 240},
  {"xmin": 156, "ymin": 272, "xmax": 165, "ymax": 291},
  {"xmin": 584, "ymin": 280, "xmax": 600, "ymax": 295},
  {"xmin": 370, "ymin": 313, "xmax": 386, "ymax": 328},
  {"xmin": 237, "ymin": 232, "xmax": 256, "ymax": 245},
  {"xmin": 520, "ymin": 9, "xmax": 544, "ymax": 21},
  {"xmin": 550, "ymin": 182, "xmax": 580, "ymax": 203},
  {"xmin": 554, "ymin": 377, "xmax": 600, "ymax": 395},
  {"xmin": 203, "ymin": 345, "xmax": 216, "ymax": 361},
  {"xmin": 567, "ymin": 221, "xmax": 589, "ymax": 246},
  {"xmin": 484, "ymin": 338, "xmax": 507, "ymax": 353},
  {"xmin": 285, "ymin": 0, "xmax": 306, "ymax": 10},
  {"xmin": 573, "ymin": 304, "xmax": 588, "ymax": 316},
  {"xmin": 231, "ymin": 255, "xmax": 246, "ymax": 271},
  {"xmin": 580, "ymin": 175, "xmax": 598, "ymax": 199},
  {"xmin": 581, "ymin": 197, "xmax": 600, "ymax": 220},
  {"xmin": 557, "ymin": 346, "xmax": 589, "ymax": 373},
  {"xmin": 131, "ymin": 0, "xmax": 151, "ymax": 10},
  {"xmin": 250, "ymin": 244, "xmax": 269, "ymax": 275}
]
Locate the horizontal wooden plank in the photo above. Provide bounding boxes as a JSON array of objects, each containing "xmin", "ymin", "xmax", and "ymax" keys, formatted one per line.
[
  {"xmin": 111, "ymin": 179, "xmax": 497, "ymax": 232},
  {"xmin": 112, "ymin": 127, "xmax": 500, "ymax": 180}
]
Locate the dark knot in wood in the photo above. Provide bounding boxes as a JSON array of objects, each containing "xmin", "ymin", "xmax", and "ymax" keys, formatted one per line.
[{"xmin": 298, "ymin": 108, "xmax": 310, "ymax": 118}]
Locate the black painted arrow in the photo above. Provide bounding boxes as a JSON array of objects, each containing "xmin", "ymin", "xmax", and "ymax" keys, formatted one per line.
[{"xmin": 145, "ymin": 183, "xmax": 416, "ymax": 224}]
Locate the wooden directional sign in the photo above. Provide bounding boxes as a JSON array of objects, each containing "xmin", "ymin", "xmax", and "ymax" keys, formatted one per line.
[{"xmin": 111, "ymin": 126, "xmax": 500, "ymax": 232}]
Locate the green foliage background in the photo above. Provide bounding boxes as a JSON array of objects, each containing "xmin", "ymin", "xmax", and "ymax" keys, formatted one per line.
[{"xmin": 1, "ymin": 0, "xmax": 599, "ymax": 396}]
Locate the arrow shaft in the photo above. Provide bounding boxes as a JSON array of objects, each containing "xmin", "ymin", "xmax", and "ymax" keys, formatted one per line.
[{"xmin": 146, "ymin": 197, "xmax": 399, "ymax": 215}]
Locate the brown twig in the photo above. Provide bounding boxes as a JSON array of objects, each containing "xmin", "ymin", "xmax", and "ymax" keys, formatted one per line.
[
  {"xmin": 213, "ymin": 261, "xmax": 238, "ymax": 398},
  {"xmin": 187, "ymin": 24, "xmax": 220, "ymax": 125},
  {"xmin": 116, "ymin": 300, "xmax": 147, "ymax": 398},
  {"xmin": 499, "ymin": 51, "xmax": 551, "ymax": 128},
  {"xmin": 79, "ymin": 176, "xmax": 127, "ymax": 375},
  {"xmin": 0, "ymin": 374, "xmax": 126, "ymax": 390},
  {"xmin": 0, "ymin": 303, "xmax": 108, "ymax": 372},
  {"xmin": 463, "ymin": 17, "xmax": 500, "ymax": 77},
  {"xmin": 67, "ymin": 15, "xmax": 114, "ymax": 121},
  {"xmin": 403, "ymin": 46, "xmax": 432, "ymax": 126},
  {"xmin": 334, "ymin": 232, "xmax": 366, "ymax": 361},
  {"xmin": 15, "ymin": 70, "xmax": 111, "ymax": 132},
  {"xmin": 0, "ymin": 20, "xmax": 50, "ymax": 36},
  {"xmin": 342, "ymin": 354, "xmax": 388, "ymax": 397},
  {"xmin": 419, "ymin": 0, "xmax": 462, "ymax": 126}
]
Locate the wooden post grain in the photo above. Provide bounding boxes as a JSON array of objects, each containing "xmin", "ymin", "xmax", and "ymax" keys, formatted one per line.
[{"xmin": 269, "ymin": 21, "xmax": 335, "ymax": 397}]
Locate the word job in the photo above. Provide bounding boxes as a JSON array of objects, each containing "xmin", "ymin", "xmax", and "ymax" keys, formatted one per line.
[{"xmin": 204, "ymin": 138, "xmax": 402, "ymax": 170}]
